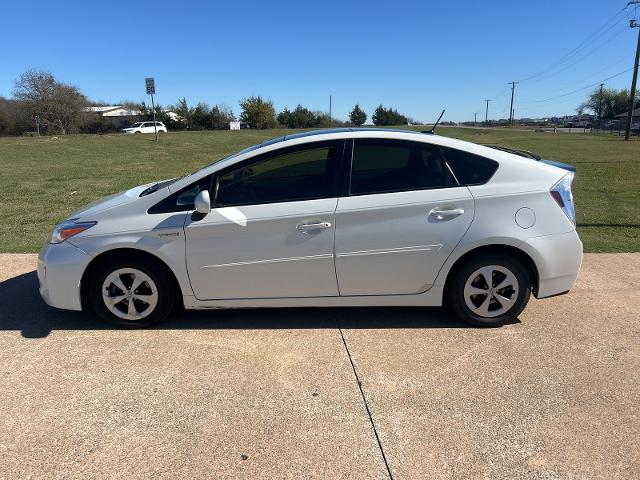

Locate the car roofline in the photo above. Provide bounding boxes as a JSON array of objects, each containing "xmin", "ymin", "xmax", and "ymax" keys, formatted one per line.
[{"xmin": 169, "ymin": 127, "xmax": 562, "ymax": 194}]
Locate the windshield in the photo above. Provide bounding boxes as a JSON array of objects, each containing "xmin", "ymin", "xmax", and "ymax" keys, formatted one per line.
[
  {"xmin": 130, "ymin": 122, "xmax": 143, "ymax": 128},
  {"xmin": 201, "ymin": 136, "xmax": 286, "ymax": 170}
]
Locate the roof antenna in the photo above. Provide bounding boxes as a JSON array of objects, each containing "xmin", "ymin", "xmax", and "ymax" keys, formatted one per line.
[{"xmin": 423, "ymin": 109, "xmax": 445, "ymax": 134}]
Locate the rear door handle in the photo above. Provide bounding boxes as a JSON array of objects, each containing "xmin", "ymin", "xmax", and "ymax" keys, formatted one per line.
[
  {"xmin": 429, "ymin": 207, "xmax": 465, "ymax": 220},
  {"xmin": 297, "ymin": 221, "xmax": 332, "ymax": 233}
]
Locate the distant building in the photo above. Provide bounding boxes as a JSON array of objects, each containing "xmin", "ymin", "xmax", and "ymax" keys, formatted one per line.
[
  {"xmin": 229, "ymin": 121, "xmax": 250, "ymax": 130},
  {"xmin": 84, "ymin": 105, "xmax": 140, "ymax": 117},
  {"xmin": 615, "ymin": 108, "xmax": 640, "ymax": 126},
  {"xmin": 83, "ymin": 105, "xmax": 182, "ymax": 129}
]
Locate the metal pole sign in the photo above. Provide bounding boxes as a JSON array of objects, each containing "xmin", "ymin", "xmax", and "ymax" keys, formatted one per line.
[
  {"xmin": 145, "ymin": 77, "xmax": 158, "ymax": 141},
  {"xmin": 145, "ymin": 77, "xmax": 155, "ymax": 95}
]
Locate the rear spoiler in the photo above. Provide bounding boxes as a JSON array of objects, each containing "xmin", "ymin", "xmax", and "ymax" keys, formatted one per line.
[{"xmin": 483, "ymin": 144, "xmax": 575, "ymax": 172}]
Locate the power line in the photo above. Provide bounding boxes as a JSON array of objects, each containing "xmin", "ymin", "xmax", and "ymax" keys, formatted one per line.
[
  {"xmin": 523, "ymin": 25, "xmax": 628, "ymax": 84},
  {"xmin": 518, "ymin": 66, "xmax": 635, "ymax": 104},
  {"xmin": 489, "ymin": 86, "xmax": 510, "ymax": 101},
  {"xmin": 518, "ymin": 53, "xmax": 630, "ymax": 100},
  {"xmin": 518, "ymin": 7, "xmax": 627, "ymax": 83}
]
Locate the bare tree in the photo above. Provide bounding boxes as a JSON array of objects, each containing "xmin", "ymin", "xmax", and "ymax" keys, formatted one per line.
[{"xmin": 13, "ymin": 69, "xmax": 88, "ymax": 134}]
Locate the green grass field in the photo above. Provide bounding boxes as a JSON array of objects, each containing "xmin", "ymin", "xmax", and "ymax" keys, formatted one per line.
[{"xmin": 0, "ymin": 127, "xmax": 638, "ymax": 253}]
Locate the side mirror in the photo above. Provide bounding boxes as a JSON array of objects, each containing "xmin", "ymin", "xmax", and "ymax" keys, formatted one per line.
[{"xmin": 194, "ymin": 190, "xmax": 211, "ymax": 215}]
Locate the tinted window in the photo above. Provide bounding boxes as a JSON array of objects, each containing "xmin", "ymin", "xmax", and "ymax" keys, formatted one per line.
[
  {"xmin": 350, "ymin": 140, "xmax": 456, "ymax": 195},
  {"xmin": 215, "ymin": 142, "xmax": 341, "ymax": 206},
  {"xmin": 148, "ymin": 175, "xmax": 212, "ymax": 213},
  {"xmin": 442, "ymin": 147, "xmax": 498, "ymax": 185}
]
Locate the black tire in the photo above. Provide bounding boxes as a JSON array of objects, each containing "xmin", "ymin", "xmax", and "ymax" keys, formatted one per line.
[
  {"xmin": 446, "ymin": 253, "xmax": 531, "ymax": 327},
  {"xmin": 86, "ymin": 254, "xmax": 175, "ymax": 328}
]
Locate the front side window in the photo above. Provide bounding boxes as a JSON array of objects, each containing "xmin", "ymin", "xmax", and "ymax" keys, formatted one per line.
[
  {"xmin": 148, "ymin": 175, "xmax": 212, "ymax": 213},
  {"xmin": 350, "ymin": 139, "xmax": 456, "ymax": 195},
  {"xmin": 215, "ymin": 142, "xmax": 341, "ymax": 207}
]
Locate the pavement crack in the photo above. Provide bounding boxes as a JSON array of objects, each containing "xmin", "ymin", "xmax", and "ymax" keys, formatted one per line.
[{"xmin": 338, "ymin": 325, "xmax": 394, "ymax": 480}]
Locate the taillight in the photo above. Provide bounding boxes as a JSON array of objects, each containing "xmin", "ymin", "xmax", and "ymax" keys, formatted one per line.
[{"xmin": 550, "ymin": 173, "xmax": 576, "ymax": 225}]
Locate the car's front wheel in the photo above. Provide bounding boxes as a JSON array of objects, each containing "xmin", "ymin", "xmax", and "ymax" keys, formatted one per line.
[
  {"xmin": 87, "ymin": 256, "xmax": 175, "ymax": 327},
  {"xmin": 446, "ymin": 253, "xmax": 531, "ymax": 327}
]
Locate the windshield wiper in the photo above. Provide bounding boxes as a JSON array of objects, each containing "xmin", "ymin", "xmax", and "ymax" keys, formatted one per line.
[
  {"xmin": 139, "ymin": 176, "xmax": 186, "ymax": 197},
  {"xmin": 139, "ymin": 183, "xmax": 160, "ymax": 197}
]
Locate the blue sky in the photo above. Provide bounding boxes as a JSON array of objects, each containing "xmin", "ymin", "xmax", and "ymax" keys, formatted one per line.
[{"xmin": 1, "ymin": 0, "xmax": 638, "ymax": 122}]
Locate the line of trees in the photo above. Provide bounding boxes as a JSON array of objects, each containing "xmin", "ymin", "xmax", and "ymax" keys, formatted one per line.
[
  {"xmin": 578, "ymin": 86, "xmax": 639, "ymax": 120},
  {"xmin": 242, "ymin": 98, "xmax": 416, "ymax": 129},
  {"xmin": 0, "ymin": 69, "xmax": 420, "ymax": 136},
  {"xmin": 0, "ymin": 70, "xmax": 88, "ymax": 136},
  {"xmin": 169, "ymin": 99, "xmax": 235, "ymax": 130}
]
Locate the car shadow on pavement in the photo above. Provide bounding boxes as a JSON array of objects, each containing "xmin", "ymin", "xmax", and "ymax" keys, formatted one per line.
[{"xmin": 0, "ymin": 271, "xmax": 512, "ymax": 338}]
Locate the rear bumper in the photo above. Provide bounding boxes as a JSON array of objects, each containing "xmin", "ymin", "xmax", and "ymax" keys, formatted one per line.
[
  {"xmin": 38, "ymin": 241, "xmax": 92, "ymax": 311},
  {"xmin": 521, "ymin": 230, "xmax": 583, "ymax": 298}
]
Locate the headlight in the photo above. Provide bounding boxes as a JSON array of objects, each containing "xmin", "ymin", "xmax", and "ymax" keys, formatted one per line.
[{"xmin": 49, "ymin": 219, "xmax": 97, "ymax": 244}]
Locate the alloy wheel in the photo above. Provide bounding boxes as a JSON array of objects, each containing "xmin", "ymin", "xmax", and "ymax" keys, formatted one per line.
[
  {"xmin": 463, "ymin": 265, "xmax": 520, "ymax": 318},
  {"xmin": 101, "ymin": 268, "xmax": 159, "ymax": 321}
]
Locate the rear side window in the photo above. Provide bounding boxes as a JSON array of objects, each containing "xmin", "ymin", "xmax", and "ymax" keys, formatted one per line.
[
  {"xmin": 442, "ymin": 147, "xmax": 498, "ymax": 186},
  {"xmin": 350, "ymin": 139, "xmax": 457, "ymax": 195}
]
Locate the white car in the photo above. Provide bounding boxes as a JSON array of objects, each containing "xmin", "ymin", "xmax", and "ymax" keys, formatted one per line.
[
  {"xmin": 38, "ymin": 129, "xmax": 582, "ymax": 327},
  {"xmin": 121, "ymin": 121, "xmax": 167, "ymax": 134}
]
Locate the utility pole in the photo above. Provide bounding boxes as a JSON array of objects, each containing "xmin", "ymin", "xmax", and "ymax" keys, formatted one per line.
[
  {"xmin": 624, "ymin": 15, "xmax": 640, "ymax": 140},
  {"xmin": 598, "ymin": 83, "xmax": 605, "ymax": 130},
  {"xmin": 509, "ymin": 81, "xmax": 518, "ymax": 126},
  {"xmin": 484, "ymin": 99, "xmax": 491, "ymax": 124},
  {"xmin": 474, "ymin": 112, "xmax": 478, "ymax": 126},
  {"xmin": 329, "ymin": 95, "xmax": 332, "ymax": 127}
]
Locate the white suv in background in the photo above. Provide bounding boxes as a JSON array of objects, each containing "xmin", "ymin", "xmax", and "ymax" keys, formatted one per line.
[{"xmin": 122, "ymin": 121, "xmax": 167, "ymax": 134}]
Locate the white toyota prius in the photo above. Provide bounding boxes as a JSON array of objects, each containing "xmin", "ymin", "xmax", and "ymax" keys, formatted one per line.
[{"xmin": 38, "ymin": 129, "xmax": 582, "ymax": 327}]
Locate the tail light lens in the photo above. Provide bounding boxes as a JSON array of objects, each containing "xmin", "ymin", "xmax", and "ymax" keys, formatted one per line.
[{"xmin": 550, "ymin": 173, "xmax": 576, "ymax": 225}]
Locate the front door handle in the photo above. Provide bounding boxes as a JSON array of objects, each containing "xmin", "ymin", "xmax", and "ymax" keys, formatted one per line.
[
  {"xmin": 429, "ymin": 207, "xmax": 465, "ymax": 220},
  {"xmin": 297, "ymin": 221, "xmax": 332, "ymax": 233}
]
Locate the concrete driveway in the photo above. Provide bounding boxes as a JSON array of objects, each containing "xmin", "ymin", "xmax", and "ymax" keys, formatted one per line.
[{"xmin": 0, "ymin": 253, "xmax": 638, "ymax": 479}]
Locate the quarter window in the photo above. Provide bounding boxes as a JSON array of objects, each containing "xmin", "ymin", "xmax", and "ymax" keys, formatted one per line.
[
  {"xmin": 441, "ymin": 147, "xmax": 498, "ymax": 185},
  {"xmin": 350, "ymin": 140, "xmax": 456, "ymax": 195},
  {"xmin": 215, "ymin": 142, "xmax": 341, "ymax": 206}
]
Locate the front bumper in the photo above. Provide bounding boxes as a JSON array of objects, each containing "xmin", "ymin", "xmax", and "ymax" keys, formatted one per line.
[
  {"xmin": 38, "ymin": 241, "xmax": 93, "ymax": 311},
  {"xmin": 521, "ymin": 229, "xmax": 583, "ymax": 298}
]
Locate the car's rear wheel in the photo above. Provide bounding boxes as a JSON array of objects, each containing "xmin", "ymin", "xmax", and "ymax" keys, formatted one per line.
[
  {"xmin": 446, "ymin": 253, "xmax": 531, "ymax": 327},
  {"xmin": 87, "ymin": 256, "xmax": 175, "ymax": 327}
]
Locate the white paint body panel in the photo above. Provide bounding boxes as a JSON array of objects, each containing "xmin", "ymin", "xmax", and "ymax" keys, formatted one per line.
[
  {"xmin": 334, "ymin": 187, "xmax": 474, "ymax": 295},
  {"xmin": 37, "ymin": 129, "xmax": 583, "ymax": 314},
  {"xmin": 184, "ymin": 199, "xmax": 339, "ymax": 299}
]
